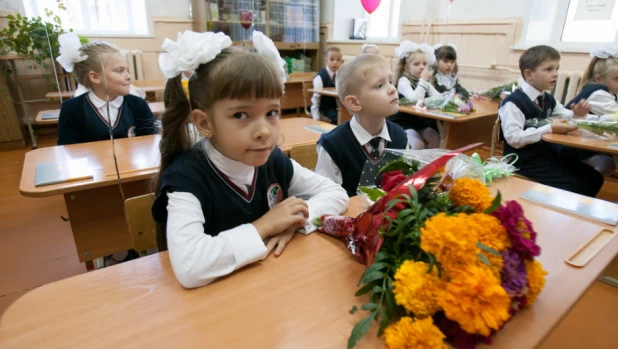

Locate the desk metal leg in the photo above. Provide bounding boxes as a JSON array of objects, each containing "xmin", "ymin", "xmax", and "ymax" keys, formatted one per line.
[
  {"xmin": 437, "ymin": 121, "xmax": 446, "ymax": 149},
  {"xmin": 93, "ymin": 257, "xmax": 105, "ymax": 270},
  {"xmin": 599, "ymin": 273, "xmax": 618, "ymax": 288}
]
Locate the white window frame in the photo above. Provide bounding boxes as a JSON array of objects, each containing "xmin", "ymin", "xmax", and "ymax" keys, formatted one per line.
[
  {"xmin": 23, "ymin": 0, "xmax": 153, "ymax": 37},
  {"xmin": 364, "ymin": 0, "xmax": 401, "ymax": 41},
  {"xmin": 517, "ymin": 0, "xmax": 618, "ymax": 53}
]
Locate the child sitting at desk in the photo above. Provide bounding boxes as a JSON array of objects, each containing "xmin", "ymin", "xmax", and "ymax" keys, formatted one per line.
[
  {"xmin": 315, "ymin": 54, "xmax": 408, "ymax": 197},
  {"xmin": 499, "ymin": 45, "xmax": 604, "ymax": 197},
  {"xmin": 55, "ymin": 33, "xmax": 157, "ymax": 145},
  {"xmin": 151, "ymin": 31, "xmax": 348, "ymax": 289},
  {"xmin": 389, "ymin": 40, "xmax": 440, "ymax": 149},
  {"xmin": 431, "ymin": 43, "xmax": 470, "ymax": 100},
  {"xmin": 311, "ymin": 47, "xmax": 343, "ymax": 124}
]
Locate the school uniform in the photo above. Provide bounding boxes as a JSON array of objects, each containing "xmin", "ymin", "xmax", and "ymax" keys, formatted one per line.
[
  {"xmin": 315, "ymin": 116, "xmax": 408, "ymax": 197},
  {"xmin": 311, "ymin": 67, "xmax": 338, "ymax": 123},
  {"xmin": 566, "ymin": 84, "xmax": 618, "ymax": 116},
  {"xmin": 57, "ymin": 91, "xmax": 157, "ymax": 145},
  {"xmin": 390, "ymin": 75, "xmax": 440, "ymax": 131},
  {"xmin": 151, "ymin": 140, "xmax": 348, "ymax": 288},
  {"xmin": 499, "ymin": 81, "xmax": 604, "ymax": 197},
  {"xmin": 432, "ymin": 71, "xmax": 470, "ymax": 99}
]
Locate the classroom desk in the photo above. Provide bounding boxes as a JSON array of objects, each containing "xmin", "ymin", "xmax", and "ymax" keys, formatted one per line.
[
  {"xmin": 399, "ymin": 98, "xmax": 499, "ymax": 149},
  {"xmin": 34, "ymin": 102, "xmax": 167, "ymax": 126},
  {"xmin": 543, "ymin": 133, "xmax": 618, "ymax": 156},
  {"xmin": 308, "ymin": 87, "xmax": 353, "ymax": 124},
  {"xmin": 3, "ymin": 177, "xmax": 617, "ymax": 349},
  {"xmin": 281, "ymin": 77, "xmax": 310, "ymax": 111},
  {"xmin": 19, "ymin": 118, "xmax": 333, "ymax": 265}
]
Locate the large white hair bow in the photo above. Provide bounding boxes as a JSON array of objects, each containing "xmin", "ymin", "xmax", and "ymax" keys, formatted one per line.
[
  {"xmin": 253, "ymin": 31, "xmax": 287, "ymax": 86},
  {"xmin": 590, "ymin": 44, "xmax": 618, "ymax": 59},
  {"xmin": 158, "ymin": 31, "xmax": 232, "ymax": 79},
  {"xmin": 56, "ymin": 33, "xmax": 87, "ymax": 72},
  {"xmin": 394, "ymin": 41, "xmax": 436, "ymax": 65},
  {"xmin": 433, "ymin": 42, "xmax": 458, "ymax": 51}
]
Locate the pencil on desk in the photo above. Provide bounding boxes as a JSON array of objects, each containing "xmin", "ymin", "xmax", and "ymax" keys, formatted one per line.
[{"xmin": 104, "ymin": 167, "xmax": 158, "ymax": 177}]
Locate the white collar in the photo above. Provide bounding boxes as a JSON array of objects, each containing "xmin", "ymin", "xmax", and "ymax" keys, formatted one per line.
[
  {"xmin": 521, "ymin": 81, "xmax": 543, "ymax": 101},
  {"xmin": 326, "ymin": 66, "xmax": 336, "ymax": 78},
  {"xmin": 350, "ymin": 116, "xmax": 391, "ymax": 146},
  {"xmin": 202, "ymin": 139, "xmax": 254, "ymax": 186},
  {"xmin": 88, "ymin": 91, "xmax": 124, "ymax": 109}
]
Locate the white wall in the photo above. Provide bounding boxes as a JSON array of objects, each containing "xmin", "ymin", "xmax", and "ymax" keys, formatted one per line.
[
  {"xmin": 0, "ymin": 0, "xmax": 191, "ymax": 18},
  {"xmin": 320, "ymin": 0, "xmax": 528, "ymax": 24}
]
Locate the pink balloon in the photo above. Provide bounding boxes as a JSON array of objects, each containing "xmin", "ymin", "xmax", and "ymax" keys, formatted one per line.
[
  {"xmin": 240, "ymin": 10, "xmax": 253, "ymax": 30},
  {"xmin": 361, "ymin": 0, "xmax": 381, "ymax": 14}
]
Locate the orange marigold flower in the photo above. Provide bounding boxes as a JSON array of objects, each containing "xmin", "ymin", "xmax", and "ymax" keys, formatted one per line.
[
  {"xmin": 525, "ymin": 259, "xmax": 547, "ymax": 306},
  {"xmin": 393, "ymin": 260, "xmax": 445, "ymax": 317},
  {"xmin": 449, "ymin": 178, "xmax": 493, "ymax": 213},
  {"xmin": 383, "ymin": 317, "xmax": 447, "ymax": 349},
  {"xmin": 420, "ymin": 213, "xmax": 479, "ymax": 271}
]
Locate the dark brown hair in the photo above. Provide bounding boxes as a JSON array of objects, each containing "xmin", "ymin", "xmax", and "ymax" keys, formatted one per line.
[
  {"xmin": 153, "ymin": 46, "xmax": 283, "ymax": 250},
  {"xmin": 519, "ymin": 45, "xmax": 561, "ymax": 79},
  {"xmin": 433, "ymin": 45, "xmax": 459, "ymax": 75}
]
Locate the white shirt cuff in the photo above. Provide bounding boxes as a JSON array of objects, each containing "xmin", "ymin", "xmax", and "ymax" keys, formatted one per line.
[{"xmin": 222, "ymin": 224, "xmax": 267, "ymax": 267}]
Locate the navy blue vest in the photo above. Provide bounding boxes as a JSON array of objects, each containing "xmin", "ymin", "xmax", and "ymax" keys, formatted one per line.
[
  {"xmin": 57, "ymin": 94, "xmax": 157, "ymax": 145},
  {"xmin": 501, "ymin": 89, "xmax": 557, "ymax": 161},
  {"xmin": 317, "ymin": 68, "xmax": 338, "ymax": 114},
  {"xmin": 152, "ymin": 143, "xmax": 294, "ymax": 237},
  {"xmin": 566, "ymin": 84, "xmax": 616, "ymax": 110},
  {"xmin": 318, "ymin": 120, "xmax": 408, "ymax": 197}
]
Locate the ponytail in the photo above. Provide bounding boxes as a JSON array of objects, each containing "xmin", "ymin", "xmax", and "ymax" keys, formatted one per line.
[{"xmin": 152, "ymin": 75, "xmax": 192, "ymax": 251}]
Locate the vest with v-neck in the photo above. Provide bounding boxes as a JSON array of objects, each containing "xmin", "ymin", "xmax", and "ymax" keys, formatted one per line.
[
  {"xmin": 57, "ymin": 93, "xmax": 157, "ymax": 145},
  {"xmin": 152, "ymin": 142, "xmax": 294, "ymax": 236}
]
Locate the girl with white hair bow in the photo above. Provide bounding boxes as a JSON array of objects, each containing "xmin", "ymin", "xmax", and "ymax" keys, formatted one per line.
[{"xmin": 151, "ymin": 31, "xmax": 348, "ymax": 289}]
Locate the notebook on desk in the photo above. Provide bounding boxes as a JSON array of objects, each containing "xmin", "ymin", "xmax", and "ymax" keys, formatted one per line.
[
  {"xmin": 34, "ymin": 158, "xmax": 93, "ymax": 187},
  {"xmin": 304, "ymin": 125, "xmax": 333, "ymax": 134},
  {"xmin": 40, "ymin": 112, "xmax": 59, "ymax": 120},
  {"xmin": 520, "ymin": 187, "xmax": 618, "ymax": 225}
]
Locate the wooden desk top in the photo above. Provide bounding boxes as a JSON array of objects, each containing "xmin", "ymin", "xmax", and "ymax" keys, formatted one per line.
[
  {"xmin": 3, "ymin": 177, "xmax": 617, "ymax": 349},
  {"xmin": 285, "ymin": 76, "xmax": 311, "ymax": 84},
  {"xmin": 19, "ymin": 118, "xmax": 333, "ymax": 197},
  {"xmin": 45, "ymin": 90, "xmax": 74, "ymax": 99},
  {"xmin": 308, "ymin": 87, "xmax": 338, "ymax": 97},
  {"xmin": 543, "ymin": 133, "xmax": 618, "ymax": 156},
  {"xmin": 399, "ymin": 98, "xmax": 499, "ymax": 123}
]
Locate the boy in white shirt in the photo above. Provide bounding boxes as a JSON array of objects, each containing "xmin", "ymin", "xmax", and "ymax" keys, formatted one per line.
[
  {"xmin": 315, "ymin": 54, "xmax": 408, "ymax": 197},
  {"xmin": 499, "ymin": 45, "xmax": 603, "ymax": 197},
  {"xmin": 311, "ymin": 47, "xmax": 343, "ymax": 124}
]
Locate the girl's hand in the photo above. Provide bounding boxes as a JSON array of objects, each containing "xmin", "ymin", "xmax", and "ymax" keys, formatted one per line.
[
  {"xmin": 551, "ymin": 122, "xmax": 577, "ymax": 134},
  {"xmin": 572, "ymin": 99, "xmax": 592, "ymax": 117},
  {"xmin": 253, "ymin": 197, "xmax": 308, "ymax": 239},
  {"xmin": 264, "ymin": 226, "xmax": 299, "ymax": 257},
  {"xmin": 420, "ymin": 68, "xmax": 431, "ymax": 81}
]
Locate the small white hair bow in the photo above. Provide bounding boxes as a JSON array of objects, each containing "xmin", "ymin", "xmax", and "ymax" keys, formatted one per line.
[
  {"xmin": 158, "ymin": 31, "xmax": 232, "ymax": 79},
  {"xmin": 394, "ymin": 40, "xmax": 436, "ymax": 65},
  {"xmin": 433, "ymin": 42, "xmax": 458, "ymax": 51},
  {"xmin": 56, "ymin": 33, "xmax": 88, "ymax": 72},
  {"xmin": 590, "ymin": 44, "xmax": 618, "ymax": 59}
]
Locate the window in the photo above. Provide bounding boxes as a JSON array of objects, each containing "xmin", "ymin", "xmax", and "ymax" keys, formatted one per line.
[
  {"xmin": 24, "ymin": 0, "xmax": 150, "ymax": 36},
  {"xmin": 365, "ymin": 0, "xmax": 401, "ymax": 40},
  {"xmin": 521, "ymin": 0, "xmax": 618, "ymax": 51}
]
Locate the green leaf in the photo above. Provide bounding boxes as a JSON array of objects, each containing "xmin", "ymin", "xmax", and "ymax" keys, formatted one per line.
[
  {"xmin": 365, "ymin": 262, "xmax": 386, "ymax": 274},
  {"xmin": 477, "ymin": 242, "xmax": 501, "ymax": 256},
  {"xmin": 484, "ymin": 191, "xmax": 502, "ymax": 214},
  {"xmin": 354, "ymin": 282, "xmax": 375, "ymax": 297},
  {"xmin": 378, "ymin": 307, "xmax": 390, "ymax": 336},
  {"xmin": 372, "ymin": 285, "xmax": 383, "ymax": 294},
  {"xmin": 373, "ymin": 251, "xmax": 389, "ymax": 263},
  {"xmin": 361, "ymin": 303, "xmax": 378, "ymax": 311},
  {"xmin": 358, "ymin": 271, "xmax": 385, "ymax": 286},
  {"xmin": 359, "ymin": 186, "xmax": 386, "ymax": 202},
  {"xmin": 477, "ymin": 253, "xmax": 491, "ymax": 266},
  {"xmin": 349, "ymin": 305, "xmax": 358, "ymax": 314},
  {"xmin": 348, "ymin": 312, "xmax": 376, "ymax": 349}
]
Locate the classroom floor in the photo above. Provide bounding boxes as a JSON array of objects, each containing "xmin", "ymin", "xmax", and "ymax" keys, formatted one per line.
[{"xmin": 1, "ymin": 132, "xmax": 617, "ymax": 348}]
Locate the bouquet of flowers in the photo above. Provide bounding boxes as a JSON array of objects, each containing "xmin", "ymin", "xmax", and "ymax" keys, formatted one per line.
[
  {"xmin": 315, "ymin": 146, "xmax": 546, "ymax": 349},
  {"xmin": 570, "ymin": 119, "xmax": 618, "ymax": 139},
  {"xmin": 483, "ymin": 81, "xmax": 520, "ymax": 101},
  {"xmin": 422, "ymin": 92, "xmax": 475, "ymax": 115}
]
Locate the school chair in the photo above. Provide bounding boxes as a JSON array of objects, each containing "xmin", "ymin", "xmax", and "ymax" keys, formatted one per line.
[
  {"xmin": 490, "ymin": 117, "xmax": 503, "ymax": 157},
  {"xmin": 289, "ymin": 143, "xmax": 318, "ymax": 170},
  {"xmin": 302, "ymin": 80, "xmax": 314, "ymax": 117},
  {"xmin": 125, "ymin": 193, "xmax": 157, "ymax": 257},
  {"xmin": 552, "ymin": 70, "xmax": 584, "ymax": 105}
]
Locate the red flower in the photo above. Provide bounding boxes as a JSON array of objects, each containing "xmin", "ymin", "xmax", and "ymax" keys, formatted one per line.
[
  {"xmin": 382, "ymin": 170, "xmax": 407, "ymax": 192},
  {"xmin": 492, "ymin": 201, "xmax": 541, "ymax": 259}
]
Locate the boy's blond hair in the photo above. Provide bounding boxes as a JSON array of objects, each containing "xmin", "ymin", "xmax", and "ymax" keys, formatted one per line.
[{"xmin": 335, "ymin": 54, "xmax": 390, "ymax": 105}]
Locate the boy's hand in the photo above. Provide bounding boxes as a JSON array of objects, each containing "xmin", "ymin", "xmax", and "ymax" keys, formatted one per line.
[
  {"xmin": 420, "ymin": 69, "xmax": 431, "ymax": 81},
  {"xmin": 551, "ymin": 122, "xmax": 577, "ymax": 134},
  {"xmin": 253, "ymin": 197, "xmax": 308, "ymax": 240},
  {"xmin": 264, "ymin": 225, "xmax": 300, "ymax": 257},
  {"xmin": 572, "ymin": 99, "xmax": 592, "ymax": 117}
]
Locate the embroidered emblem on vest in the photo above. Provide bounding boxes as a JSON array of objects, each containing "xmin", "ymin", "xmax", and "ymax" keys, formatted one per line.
[
  {"xmin": 128, "ymin": 126, "xmax": 136, "ymax": 138},
  {"xmin": 267, "ymin": 183, "xmax": 283, "ymax": 208}
]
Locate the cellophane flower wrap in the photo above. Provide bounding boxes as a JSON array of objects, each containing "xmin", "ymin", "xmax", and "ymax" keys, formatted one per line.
[{"xmin": 314, "ymin": 144, "xmax": 546, "ymax": 349}]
